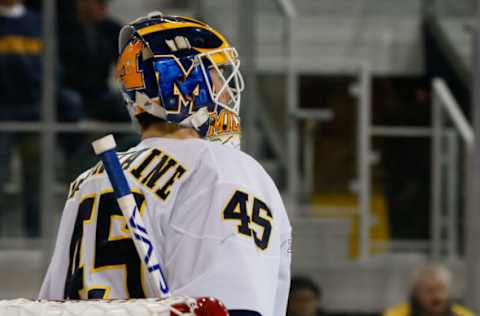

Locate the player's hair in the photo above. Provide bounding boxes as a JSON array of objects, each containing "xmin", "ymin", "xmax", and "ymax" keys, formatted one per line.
[
  {"xmin": 289, "ymin": 276, "xmax": 322, "ymax": 299},
  {"xmin": 135, "ymin": 112, "xmax": 166, "ymax": 131}
]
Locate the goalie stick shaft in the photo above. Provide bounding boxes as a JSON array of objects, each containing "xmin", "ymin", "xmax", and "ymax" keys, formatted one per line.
[{"xmin": 92, "ymin": 135, "xmax": 170, "ymax": 298}]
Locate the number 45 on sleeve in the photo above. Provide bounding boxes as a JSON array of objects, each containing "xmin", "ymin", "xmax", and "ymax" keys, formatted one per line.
[{"xmin": 222, "ymin": 190, "xmax": 273, "ymax": 251}]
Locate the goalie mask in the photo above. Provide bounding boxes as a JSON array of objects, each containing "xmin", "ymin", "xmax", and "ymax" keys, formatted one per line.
[{"xmin": 116, "ymin": 12, "xmax": 244, "ymax": 149}]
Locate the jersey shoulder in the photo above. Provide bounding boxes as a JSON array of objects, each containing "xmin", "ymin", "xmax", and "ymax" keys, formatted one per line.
[
  {"xmin": 452, "ymin": 304, "xmax": 475, "ymax": 316},
  {"xmin": 66, "ymin": 139, "xmax": 210, "ymax": 200},
  {"xmin": 201, "ymin": 141, "xmax": 287, "ymax": 219},
  {"xmin": 383, "ymin": 303, "xmax": 410, "ymax": 316},
  {"xmin": 65, "ymin": 138, "xmax": 280, "ymax": 208},
  {"xmin": 146, "ymin": 138, "xmax": 271, "ymax": 184},
  {"xmin": 201, "ymin": 140, "xmax": 272, "ymax": 183},
  {"xmin": 65, "ymin": 145, "xmax": 151, "ymax": 200}
]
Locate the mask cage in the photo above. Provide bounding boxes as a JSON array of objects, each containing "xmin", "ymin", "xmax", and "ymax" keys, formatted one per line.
[{"xmin": 197, "ymin": 47, "xmax": 244, "ymax": 116}]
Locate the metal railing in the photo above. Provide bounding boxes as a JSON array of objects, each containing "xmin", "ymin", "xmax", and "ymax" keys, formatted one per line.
[
  {"xmin": 431, "ymin": 77, "xmax": 474, "ymax": 259},
  {"xmin": 369, "ymin": 78, "xmax": 472, "ymax": 259},
  {"xmin": 275, "ymin": 1, "xmax": 475, "ymax": 262},
  {"xmin": 371, "ymin": 126, "xmax": 463, "ymax": 256},
  {"xmin": 277, "ymin": 0, "xmax": 373, "ymax": 260}
]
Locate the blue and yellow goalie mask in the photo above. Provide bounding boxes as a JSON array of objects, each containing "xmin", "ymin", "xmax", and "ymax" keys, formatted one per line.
[{"xmin": 116, "ymin": 12, "xmax": 244, "ymax": 149}]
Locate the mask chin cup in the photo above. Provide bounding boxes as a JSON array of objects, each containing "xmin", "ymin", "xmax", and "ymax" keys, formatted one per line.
[{"xmin": 182, "ymin": 107, "xmax": 210, "ymax": 131}]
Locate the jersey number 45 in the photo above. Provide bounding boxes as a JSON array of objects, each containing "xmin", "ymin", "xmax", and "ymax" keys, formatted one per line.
[{"xmin": 223, "ymin": 190, "xmax": 273, "ymax": 250}]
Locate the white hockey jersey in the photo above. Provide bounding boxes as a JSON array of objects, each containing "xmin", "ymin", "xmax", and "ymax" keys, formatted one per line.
[{"xmin": 39, "ymin": 137, "xmax": 292, "ymax": 316}]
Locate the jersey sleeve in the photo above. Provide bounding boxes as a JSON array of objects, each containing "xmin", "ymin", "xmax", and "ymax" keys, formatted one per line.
[
  {"xmin": 38, "ymin": 199, "xmax": 78, "ymax": 299},
  {"xmin": 266, "ymin": 172, "xmax": 292, "ymax": 316},
  {"xmin": 273, "ymin": 217, "xmax": 292, "ymax": 316}
]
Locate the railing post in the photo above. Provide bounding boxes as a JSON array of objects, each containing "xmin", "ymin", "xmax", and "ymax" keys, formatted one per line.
[
  {"xmin": 431, "ymin": 83, "xmax": 443, "ymax": 259},
  {"xmin": 285, "ymin": 17, "xmax": 300, "ymax": 202},
  {"xmin": 446, "ymin": 131, "xmax": 459, "ymax": 259},
  {"xmin": 41, "ymin": 0, "xmax": 58, "ymax": 269},
  {"xmin": 358, "ymin": 63, "xmax": 372, "ymax": 260},
  {"xmin": 303, "ymin": 120, "xmax": 316, "ymax": 198}
]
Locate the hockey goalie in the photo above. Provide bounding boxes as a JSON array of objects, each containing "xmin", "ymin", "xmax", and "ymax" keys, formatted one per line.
[{"xmin": 0, "ymin": 11, "xmax": 293, "ymax": 316}]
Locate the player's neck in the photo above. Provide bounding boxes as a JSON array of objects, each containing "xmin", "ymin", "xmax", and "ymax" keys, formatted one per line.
[{"xmin": 141, "ymin": 124, "xmax": 200, "ymax": 140}]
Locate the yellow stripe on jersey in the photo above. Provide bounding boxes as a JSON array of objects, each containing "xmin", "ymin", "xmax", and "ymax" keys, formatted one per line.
[{"xmin": 0, "ymin": 36, "xmax": 43, "ymax": 54}]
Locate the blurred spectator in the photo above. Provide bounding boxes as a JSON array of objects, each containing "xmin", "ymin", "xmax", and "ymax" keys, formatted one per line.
[
  {"xmin": 0, "ymin": 0, "xmax": 83, "ymax": 237},
  {"xmin": 0, "ymin": 0, "xmax": 42, "ymax": 117},
  {"xmin": 0, "ymin": 0, "xmax": 43, "ymax": 237},
  {"xmin": 287, "ymin": 276, "xmax": 324, "ymax": 316},
  {"xmin": 383, "ymin": 263, "xmax": 474, "ymax": 316},
  {"xmin": 59, "ymin": 0, "xmax": 129, "ymax": 122}
]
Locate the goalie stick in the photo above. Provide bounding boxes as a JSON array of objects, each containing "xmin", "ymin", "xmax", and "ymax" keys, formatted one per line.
[{"xmin": 92, "ymin": 134, "xmax": 170, "ymax": 298}]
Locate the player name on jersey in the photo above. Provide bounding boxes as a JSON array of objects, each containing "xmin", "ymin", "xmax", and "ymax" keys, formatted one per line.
[{"xmin": 68, "ymin": 147, "xmax": 187, "ymax": 201}]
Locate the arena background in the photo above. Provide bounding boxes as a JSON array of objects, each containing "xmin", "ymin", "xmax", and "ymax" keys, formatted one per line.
[{"xmin": 2, "ymin": 0, "xmax": 480, "ymax": 314}]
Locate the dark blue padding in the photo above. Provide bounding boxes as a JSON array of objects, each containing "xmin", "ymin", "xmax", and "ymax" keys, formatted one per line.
[
  {"xmin": 100, "ymin": 149, "xmax": 131, "ymax": 198},
  {"xmin": 228, "ymin": 311, "xmax": 261, "ymax": 316}
]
